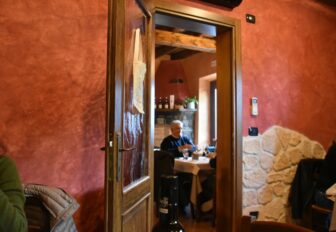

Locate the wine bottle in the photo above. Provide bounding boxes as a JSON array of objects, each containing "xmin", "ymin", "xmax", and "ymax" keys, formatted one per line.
[
  {"xmin": 158, "ymin": 97, "xmax": 163, "ymax": 109},
  {"xmin": 152, "ymin": 175, "xmax": 185, "ymax": 232},
  {"xmin": 164, "ymin": 97, "xmax": 169, "ymax": 109}
]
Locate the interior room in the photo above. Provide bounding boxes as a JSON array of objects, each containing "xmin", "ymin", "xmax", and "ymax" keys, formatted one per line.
[
  {"xmin": 1, "ymin": 0, "xmax": 336, "ymax": 231},
  {"xmin": 154, "ymin": 13, "xmax": 217, "ymax": 148},
  {"xmin": 153, "ymin": 12, "xmax": 218, "ymax": 229}
]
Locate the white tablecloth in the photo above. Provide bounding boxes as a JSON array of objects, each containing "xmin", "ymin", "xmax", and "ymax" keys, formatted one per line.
[{"xmin": 174, "ymin": 156, "xmax": 213, "ymax": 205}]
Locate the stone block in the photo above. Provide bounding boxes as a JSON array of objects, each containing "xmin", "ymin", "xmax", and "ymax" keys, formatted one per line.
[
  {"xmin": 244, "ymin": 168, "xmax": 267, "ymax": 188},
  {"xmin": 243, "ymin": 155, "xmax": 259, "ymax": 170},
  {"xmin": 289, "ymin": 132, "xmax": 302, "ymax": 146},
  {"xmin": 244, "ymin": 137, "xmax": 261, "ymax": 154},
  {"xmin": 313, "ymin": 142, "xmax": 325, "ymax": 159},
  {"xmin": 243, "ymin": 189, "xmax": 258, "ymax": 207},
  {"xmin": 287, "ymin": 147, "xmax": 303, "ymax": 165},
  {"xmin": 301, "ymin": 139, "xmax": 313, "ymax": 158},
  {"xmin": 262, "ymin": 127, "xmax": 281, "ymax": 155},
  {"xmin": 277, "ymin": 127, "xmax": 291, "ymax": 151},
  {"xmin": 259, "ymin": 152, "xmax": 274, "ymax": 171},
  {"xmin": 267, "ymin": 172, "xmax": 285, "ymax": 183},
  {"xmin": 273, "ymin": 151, "xmax": 291, "ymax": 171},
  {"xmin": 257, "ymin": 186, "xmax": 273, "ymax": 204}
]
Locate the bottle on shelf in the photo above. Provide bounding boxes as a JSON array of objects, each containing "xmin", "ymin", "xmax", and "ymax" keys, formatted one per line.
[
  {"xmin": 164, "ymin": 97, "xmax": 169, "ymax": 109},
  {"xmin": 152, "ymin": 175, "xmax": 185, "ymax": 232},
  {"xmin": 158, "ymin": 97, "xmax": 163, "ymax": 109}
]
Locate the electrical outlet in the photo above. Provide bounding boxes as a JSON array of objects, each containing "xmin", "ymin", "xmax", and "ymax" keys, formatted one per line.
[{"xmin": 248, "ymin": 127, "xmax": 259, "ymax": 136}]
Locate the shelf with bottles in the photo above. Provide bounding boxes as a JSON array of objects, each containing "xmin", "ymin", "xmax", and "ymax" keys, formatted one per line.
[
  {"xmin": 155, "ymin": 96, "xmax": 170, "ymax": 110},
  {"xmin": 155, "ymin": 108, "xmax": 197, "ymax": 113}
]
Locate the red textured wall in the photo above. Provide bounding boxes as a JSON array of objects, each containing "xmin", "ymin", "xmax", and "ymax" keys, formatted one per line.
[
  {"xmin": 155, "ymin": 60, "xmax": 190, "ymax": 102},
  {"xmin": 1, "ymin": 0, "xmax": 336, "ymax": 230},
  {"xmin": 172, "ymin": 0, "xmax": 336, "ymax": 148},
  {"xmin": 0, "ymin": 1, "xmax": 107, "ymax": 231},
  {"xmin": 155, "ymin": 53, "xmax": 216, "ymax": 104}
]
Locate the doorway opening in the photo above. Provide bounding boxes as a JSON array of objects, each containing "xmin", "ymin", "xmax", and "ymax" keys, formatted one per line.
[{"xmin": 152, "ymin": 6, "xmax": 242, "ymax": 231}]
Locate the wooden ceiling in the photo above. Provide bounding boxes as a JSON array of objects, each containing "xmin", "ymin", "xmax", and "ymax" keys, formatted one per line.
[{"xmin": 155, "ymin": 13, "xmax": 217, "ymax": 60}]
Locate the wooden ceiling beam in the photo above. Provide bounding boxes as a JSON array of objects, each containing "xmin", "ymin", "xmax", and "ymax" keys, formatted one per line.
[{"xmin": 155, "ymin": 29, "xmax": 216, "ymax": 53}]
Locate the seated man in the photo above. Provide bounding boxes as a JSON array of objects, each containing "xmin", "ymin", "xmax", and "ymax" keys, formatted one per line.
[
  {"xmin": 160, "ymin": 120, "xmax": 196, "ymax": 158},
  {"xmin": 0, "ymin": 155, "xmax": 27, "ymax": 232},
  {"xmin": 160, "ymin": 120, "xmax": 196, "ymax": 213}
]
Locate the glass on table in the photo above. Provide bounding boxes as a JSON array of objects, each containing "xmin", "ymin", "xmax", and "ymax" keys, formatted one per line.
[
  {"xmin": 183, "ymin": 149, "xmax": 189, "ymax": 159},
  {"xmin": 180, "ymin": 148, "xmax": 189, "ymax": 160}
]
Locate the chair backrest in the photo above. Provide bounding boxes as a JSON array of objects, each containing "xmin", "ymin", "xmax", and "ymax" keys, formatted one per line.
[
  {"xmin": 289, "ymin": 158, "xmax": 323, "ymax": 220},
  {"xmin": 154, "ymin": 150, "xmax": 175, "ymax": 202},
  {"xmin": 242, "ymin": 216, "xmax": 313, "ymax": 232},
  {"xmin": 311, "ymin": 204, "xmax": 332, "ymax": 231},
  {"xmin": 24, "ymin": 196, "xmax": 50, "ymax": 232}
]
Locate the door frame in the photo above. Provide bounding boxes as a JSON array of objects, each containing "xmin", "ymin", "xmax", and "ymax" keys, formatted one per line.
[{"xmin": 151, "ymin": 1, "xmax": 243, "ymax": 231}]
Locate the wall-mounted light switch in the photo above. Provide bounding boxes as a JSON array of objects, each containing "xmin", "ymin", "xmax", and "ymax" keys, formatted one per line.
[{"xmin": 251, "ymin": 97, "xmax": 258, "ymax": 116}]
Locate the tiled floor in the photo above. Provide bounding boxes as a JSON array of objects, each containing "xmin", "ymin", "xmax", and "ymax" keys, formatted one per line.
[{"xmin": 180, "ymin": 205, "xmax": 215, "ymax": 232}]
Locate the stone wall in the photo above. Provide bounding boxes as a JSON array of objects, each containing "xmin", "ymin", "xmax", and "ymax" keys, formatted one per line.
[{"xmin": 242, "ymin": 126, "xmax": 325, "ymax": 222}]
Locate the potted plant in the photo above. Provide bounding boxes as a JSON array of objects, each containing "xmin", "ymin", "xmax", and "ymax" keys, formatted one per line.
[{"xmin": 184, "ymin": 96, "xmax": 198, "ymax": 109}]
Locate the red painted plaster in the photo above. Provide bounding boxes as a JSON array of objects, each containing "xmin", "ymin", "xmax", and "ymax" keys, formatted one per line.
[
  {"xmin": 0, "ymin": 1, "xmax": 107, "ymax": 231},
  {"xmin": 169, "ymin": 0, "xmax": 336, "ymax": 148},
  {"xmin": 1, "ymin": 0, "xmax": 336, "ymax": 231},
  {"xmin": 155, "ymin": 60, "xmax": 190, "ymax": 102}
]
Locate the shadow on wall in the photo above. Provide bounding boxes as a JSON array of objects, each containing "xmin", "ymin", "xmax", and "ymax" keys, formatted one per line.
[
  {"xmin": 76, "ymin": 189, "xmax": 105, "ymax": 232},
  {"xmin": 0, "ymin": 139, "xmax": 8, "ymax": 155},
  {"xmin": 76, "ymin": 88, "xmax": 105, "ymax": 231}
]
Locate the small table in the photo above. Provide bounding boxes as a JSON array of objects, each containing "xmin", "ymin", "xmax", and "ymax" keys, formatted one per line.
[{"xmin": 174, "ymin": 156, "xmax": 213, "ymax": 206}]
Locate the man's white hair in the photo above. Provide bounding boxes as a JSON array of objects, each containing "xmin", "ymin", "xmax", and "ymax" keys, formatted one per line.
[{"xmin": 170, "ymin": 120, "xmax": 183, "ymax": 128}]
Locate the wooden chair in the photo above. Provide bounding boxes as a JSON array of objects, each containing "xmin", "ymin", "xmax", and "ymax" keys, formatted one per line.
[
  {"xmin": 153, "ymin": 150, "xmax": 175, "ymax": 215},
  {"xmin": 241, "ymin": 216, "xmax": 313, "ymax": 232},
  {"xmin": 311, "ymin": 204, "xmax": 332, "ymax": 232}
]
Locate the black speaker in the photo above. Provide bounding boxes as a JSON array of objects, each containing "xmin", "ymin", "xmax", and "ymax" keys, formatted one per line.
[{"xmin": 201, "ymin": 0, "xmax": 243, "ymax": 8}]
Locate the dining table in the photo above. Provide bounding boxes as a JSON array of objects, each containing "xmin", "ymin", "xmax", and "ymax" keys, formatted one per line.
[{"xmin": 174, "ymin": 156, "xmax": 214, "ymax": 207}]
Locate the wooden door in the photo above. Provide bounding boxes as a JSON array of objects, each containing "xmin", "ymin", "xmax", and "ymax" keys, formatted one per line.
[{"xmin": 105, "ymin": 0, "xmax": 154, "ymax": 231}]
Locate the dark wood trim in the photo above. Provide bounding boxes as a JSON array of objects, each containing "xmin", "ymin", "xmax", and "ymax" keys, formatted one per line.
[
  {"xmin": 146, "ymin": 1, "xmax": 156, "ymax": 230},
  {"xmin": 155, "ymin": 12, "xmax": 216, "ymax": 36},
  {"xmin": 105, "ymin": 0, "xmax": 124, "ymax": 231},
  {"xmin": 106, "ymin": 0, "xmax": 154, "ymax": 231},
  {"xmin": 136, "ymin": 0, "xmax": 152, "ymax": 17}
]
